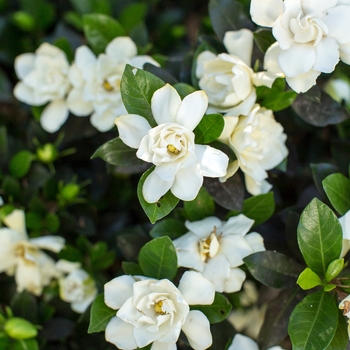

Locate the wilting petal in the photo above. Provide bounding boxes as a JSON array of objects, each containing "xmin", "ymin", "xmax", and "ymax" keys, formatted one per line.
[
  {"xmin": 106, "ymin": 37, "xmax": 138, "ymax": 61},
  {"xmin": 30, "ymin": 236, "xmax": 65, "ymax": 253},
  {"xmin": 3, "ymin": 209, "xmax": 27, "ymax": 237},
  {"xmin": 151, "ymin": 84, "xmax": 181, "ymax": 125},
  {"xmin": 285, "ymin": 69, "xmax": 320, "ymax": 93},
  {"xmin": 224, "ymin": 268, "xmax": 246, "ymax": 293},
  {"xmin": 116, "ymin": 114, "xmax": 151, "ymax": 149},
  {"xmin": 228, "ymin": 334, "xmax": 259, "ymax": 350},
  {"xmin": 178, "ymin": 271, "xmax": 215, "ymax": 305},
  {"xmin": 142, "ymin": 169, "xmax": 173, "ymax": 203},
  {"xmin": 195, "ymin": 145, "xmax": 228, "ymax": 177},
  {"xmin": 14, "ymin": 53, "xmax": 35, "ymax": 79},
  {"xmin": 182, "ymin": 310, "xmax": 212, "ymax": 349},
  {"xmin": 313, "ymin": 37, "xmax": 339, "ymax": 73},
  {"xmin": 105, "ymin": 316, "xmax": 137, "ymax": 349},
  {"xmin": 40, "ymin": 100, "xmax": 69, "ymax": 133},
  {"xmin": 249, "ymin": 0, "xmax": 283, "ymax": 27},
  {"xmin": 104, "ymin": 275, "xmax": 135, "ymax": 310}
]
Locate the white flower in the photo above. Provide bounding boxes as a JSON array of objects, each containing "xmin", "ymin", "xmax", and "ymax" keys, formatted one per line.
[
  {"xmin": 115, "ymin": 83, "xmax": 229, "ymax": 203},
  {"xmin": 0, "ymin": 209, "xmax": 65, "ymax": 296},
  {"xmin": 339, "ymin": 209, "xmax": 350, "ymax": 257},
  {"xmin": 250, "ymin": 0, "xmax": 350, "ymax": 93},
  {"xmin": 56, "ymin": 259, "xmax": 97, "ymax": 313},
  {"xmin": 228, "ymin": 334, "xmax": 284, "ymax": 350},
  {"xmin": 339, "ymin": 294, "xmax": 350, "ymax": 338},
  {"xmin": 324, "ymin": 76, "xmax": 350, "ymax": 109},
  {"xmin": 196, "ymin": 29, "xmax": 281, "ymax": 117},
  {"xmin": 67, "ymin": 36, "xmax": 160, "ymax": 132},
  {"xmin": 172, "ymin": 215, "xmax": 265, "ymax": 293},
  {"xmin": 104, "ymin": 271, "xmax": 215, "ymax": 350},
  {"xmin": 219, "ymin": 104, "xmax": 288, "ymax": 195},
  {"xmin": 13, "ymin": 43, "xmax": 71, "ymax": 133}
]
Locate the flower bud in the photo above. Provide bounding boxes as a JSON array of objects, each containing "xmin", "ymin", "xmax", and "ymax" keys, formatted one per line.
[
  {"xmin": 4, "ymin": 317, "xmax": 38, "ymax": 340},
  {"xmin": 36, "ymin": 143, "xmax": 59, "ymax": 163},
  {"xmin": 59, "ymin": 183, "xmax": 80, "ymax": 201}
]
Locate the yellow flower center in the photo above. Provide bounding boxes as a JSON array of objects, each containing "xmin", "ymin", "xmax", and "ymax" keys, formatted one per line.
[
  {"xmin": 167, "ymin": 144, "xmax": 180, "ymax": 154},
  {"xmin": 342, "ymin": 300, "xmax": 350, "ymax": 315},
  {"xmin": 154, "ymin": 300, "xmax": 166, "ymax": 314},
  {"xmin": 102, "ymin": 79, "xmax": 121, "ymax": 92},
  {"xmin": 199, "ymin": 227, "xmax": 220, "ymax": 262}
]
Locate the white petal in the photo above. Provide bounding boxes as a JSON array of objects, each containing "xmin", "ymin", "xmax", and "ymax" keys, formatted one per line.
[
  {"xmin": 130, "ymin": 55, "xmax": 160, "ymax": 69},
  {"xmin": 175, "ymin": 90, "xmax": 208, "ymax": 131},
  {"xmin": 223, "ymin": 29, "xmax": 253, "ymax": 66},
  {"xmin": 151, "ymin": 84, "xmax": 181, "ymax": 125},
  {"xmin": 106, "ymin": 37, "xmax": 137, "ymax": 61},
  {"xmin": 340, "ymin": 211, "xmax": 350, "ymax": 240},
  {"xmin": 15, "ymin": 259, "xmax": 42, "ymax": 295},
  {"xmin": 222, "ymin": 90, "xmax": 257, "ymax": 117},
  {"xmin": 185, "ymin": 217, "xmax": 223, "ymax": 239},
  {"xmin": 182, "ymin": 310, "xmax": 212, "ymax": 349},
  {"xmin": 285, "ymin": 69, "xmax": 320, "ymax": 93},
  {"xmin": 56, "ymin": 259, "xmax": 81, "ymax": 273},
  {"xmin": 340, "ymin": 42, "xmax": 350, "ymax": 64},
  {"xmin": 245, "ymin": 174, "xmax": 273, "ymax": 196},
  {"xmin": 29, "ymin": 236, "xmax": 65, "ymax": 253},
  {"xmin": 263, "ymin": 42, "xmax": 284, "ymax": 76},
  {"xmin": 249, "ymin": 0, "xmax": 283, "ymax": 27},
  {"xmin": 245, "ymin": 232, "xmax": 266, "ymax": 252},
  {"xmin": 151, "ymin": 341, "xmax": 177, "ymax": 350},
  {"xmin": 300, "ymin": 0, "xmax": 337, "ymax": 15},
  {"xmin": 313, "ymin": 37, "xmax": 339, "ymax": 73},
  {"xmin": 14, "ymin": 53, "xmax": 35, "ymax": 79},
  {"xmin": 195, "ymin": 145, "xmax": 228, "ymax": 177},
  {"xmin": 75, "ymin": 45, "xmax": 96, "ymax": 67},
  {"xmin": 105, "ymin": 316, "xmax": 137, "ymax": 349},
  {"xmin": 13, "ymin": 82, "xmax": 45, "ymax": 106},
  {"xmin": 142, "ymin": 169, "xmax": 173, "ymax": 203},
  {"xmin": 178, "ymin": 271, "xmax": 215, "ymax": 305},
  {"xmin": 67, "ymin": 89, "xmax": 93, "ymax": 116},
  {"xmin": 272, "ymin": 16, "xmax": 294, "ymax": 50},
  {"xmin": 220, "ymin": 214, "xmax": 255, "ymax": 237},
  {"xmin": 40, "ymin": 100, "xmax": 69, "ymax": 133},
  {"xmin": 3, "ymin": 209, "xmax": 27, "ymax": 237},
  {"xmin": 202, "ymin": 254, "xmax": 231, "ymax": 292},
  {"xmin": 223, "ymin": 268, "xmax": 246, "ymax": 293},
  {"xmin": 174, "ymin": 235, "xmax": 205, "ymax": 271},
  {"xmin": 219, "ymin": 160, "xmax": 240, "ymax": 182},
  {"xmin": 219, "ymin": 235, "xmax": 253, "ymax": 266},
  {"xmin": 91, "ymin": 109, "xmax": 119, "ymax": 132},
  {"xmin": 228, "ymin": 334, "xmax": 259, "ymax": 350},
  {"xmin": 324, "ymin": 5, "xmax": 350, "ymax": 45},
  {"xmin": 219, "ymin": 116, "xmax": 239, "ymax": 142},
  {"xmin": 115, "ymin": 114, "xmax": 151, "ymax": 149},
  {"xmin": 104, "ymin": 275, "xmax": 135, "ymax": 310}
]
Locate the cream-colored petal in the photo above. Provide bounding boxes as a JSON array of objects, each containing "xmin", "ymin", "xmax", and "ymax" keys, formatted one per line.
[
  {"xmin": 30, "ymin": 236, "xmax": 65, "ymax": 253},
  {"xmin": 104, "ymin": 275, "xmax": 135, "ymax": 310},
  {"xmin": 106, "ymin": 37, "xmax": 137, "ymax": 61},
  {"xmin": 40, "ymin": 100, "xmax": 69, "ymax": 133},
  {"xmin": 194, "ymin": 145, "xmax": 228, "ymax": 177},
  {"xmin": 250, "ymin": 0, "xmax": 283, "ymax": 27},
  {"xmin": 142, "ymin": 169, "xmax": 173, "ymax": 203},
  {"xmin": 3, "ymin": 209, "xmax": 27, "ymax": 238},
  {"xmin": 105, "ymin": 316, "xmax": 137, "ymax": 349}
]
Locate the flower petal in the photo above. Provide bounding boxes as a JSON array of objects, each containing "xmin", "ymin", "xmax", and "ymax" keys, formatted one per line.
[
  {"xmin": 75, "ymin": 45, "xmax": 96, "ymax": 68},
  {"xmin": 249, "ymin": 0, "xmax": 283, "ymax": 27},
  {"xmin": 115, "ymin": 114, "xmax": 151, "ymax": 149},
  {"xmin": 285, "ymin": 69, "xmax": 320, "ymax": 93},
  {"xmin": 340, "ymin": 211, "xmax": 350, "ymax": 240},
  {"xmin": 3, "ymin": 209, "xmax": 27, "ymax": 237},
  {"xmin": 340, "ymin": 42, "xmax": 350, "ymax": 65},
  {"xmin": 29, "ymin": 236, "xmax": 65, "ymax": 253},
  {"xmin": 195, "ymin": 145, "xmax": 228, "ymax": 177},
  {"xmin": 151, "ymin": 341, "xmax": 177, "ymax": 350},
  {"xmin": 219, "ymin": 235, "xmax": 253, "ymax": 266},
  {"xmin": 224, "ymin": 268, "xmax": 246, "ymax": 293},
  {"xmin": 130, "ymin": 55, "xmax": 160, "ymax": 69},
  {"xmin": 182, "ymin": 310, "xmax": 212, "ymax": 349},
  {"xmin": 245, "ymin": 232, "xmax": 266, "ymax": 253},
  {"xmin": 228, "ymin": 334, "xmax": 259, "ymax": 350},
  {"xmin": 202, "ymin": 254, "xmax": 231, "ymax": 292},
  {"xmin": 13, "ymin": 82, "xmax": 44, "ymax": 106},
  {"xmin": 67, "ymin": 89, "xmax": 93, "ymax": 116},
  {"xmin": 324, "ymin": 5, "xmax": 350, "ymax": 45},
  {"xmin": 220, "ymin": 214, "xmax": 255, "ymax": 237},
  {"xmin": 104, "ymin": 275, "xmax": 135, "ymax": 310},
  {"xmin": 178, "ymin": 271, "xmax": 215, "ymax": 305},
  {"xmin": 185, "ymin": 217, "xmax": 222, "ymax": 239},
  {"xmin": 223, "ymin": 29, "xmax": 253, "ymax": 66},
  {"xmin": 15, "ymin": 258, "xmax": 42, "ymax": 295},
  {"xmin": 105, "ymin": 316, "xmax": 137, "ymax": 349},
  {"xmin": 14, "ymin": 53, "xmax": 35, "ymax": 79},
  {"xmin": 106, "ymin": 37, "xmax": 137, "ymax": 61},
  {"xmin": 151, "ymin": 84, "xmax": 181, "ymax": 125},
  {"xmin": 313, "ymin": 37, "xmax": 339, "ymax": 73},
  {"xmin": 222, "ymin": 89, "xmax": 257, "ymax": 117},
  {"xmin": 175, "ymin": 90, "xmax": 208, "ymax": 131},
  {"xmin": 142, "ymin": 169, "xmax": 173, "ymax": 203},
  {"xmin": 40, "ymin": 100, "xmax": 69, "ymax": 133},
  {"xmin": 263, "ymin": 42, "xmax": 284, "ymax": 76}
]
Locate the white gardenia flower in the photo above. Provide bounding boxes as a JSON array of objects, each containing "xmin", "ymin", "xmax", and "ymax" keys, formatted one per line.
[
  {"xmin": 104, "ymin": 271, "xmax": 215, "ymax": 350},
  {"xmin": 228, "ymin": 334, "xmax": 284, "ymax": 350},
  {"xmin": 219, "ymin": 104, "xmax": 288, "ymax": 195},
  {"xmin": 196, "ymin": 29, "xmax": 281, "ymax": 117},
  {"xmin": 339, "ymin": 294, "xmax": 350, "ymax": 338},
  {"xmin": 339, "ymin": 209, "xmax": 350, "ymax": 257},
  {"xmin": 173, "ymin": 214, "xmax": 265, "ymax": 293},
  {"xmin": 0, "ymin": 209, "xmax": 65, "ymax": 296},
  {"xmin": 13, "ymin": 43, "xmax": 71, "ymax": 133},
  {"xmin": 250, "ymin": 0, "xmax": 350, "ymax": 93},
  {"xmin": 67, "ymin": 36, "xmax": 160, "ymax": 132},
  {"xmin": 56, "ymin": 259, "xmax": 97, "ymax": 313},
  {"xmin": 115, "ymin": 83, "xmax": 229, "ymax": 203}
]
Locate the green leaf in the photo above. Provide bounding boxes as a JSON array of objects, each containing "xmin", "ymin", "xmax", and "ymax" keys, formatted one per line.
[
  {"xmin": 184, "ymin": 187, "xmax": 215, "ymax": 221},
  {"xmin": 296, "ymin": 268, "xmax": 323, "ymax": 290},
  {"xmin": 120, "ymin": 64, "xmax": 165, "ymax": 127},
  {"xmin": 9, "ymin": 151, "xmax": 35, "ymax": 178},
  {"xmin": 325, "ymin": 311, "xmax": 349, "ymax": 350},
  {"xmin": 4, "ymin": 318, "xmax": 37, "ymax": 340},
  {"xmin": 288, "ymin": 290, "xmax": 339, "ymax": 350},
  {"xmin": 243, "ymin": 251, "xmax": 304, "ymax": 288},
  {"xmin": 191, "ymin": 293, "xmax": 232, "ymax": 324},
  {"xmin": 137, "ymin": 167, "xmax": 179, "ymax": 224},
  {"xmin": 193, "ymin": 114, "xmax": 224, "ymax": 144},
  {"xmin": 119, "ymin": 2, "xmax": 147, "ymax": 32},
  {"xmin": 322, "ymin": 173, "xmax": 350, "ymax": 215},
  {"xmin": 122, "ymin": 261, "xmax": 143, "ymax": 275},
  {"xmin": 88, "ymin": 294, "xmax": 115, "ymax": 334},
  {"xmin": 149, "ymin": 219, "xmax": 187, "ymax": 239},
  {"xmin": 53, "ymin": 37, "xmax": 74, "ymax": 63},
  {"xmin": 91, "ymin": 137, "xmax": 143, "ymax": 166},
  {"xmin": 253, "ymin": 29, "xmax": 275, "ymax": 53},
  {"xmin": 173, "ymin": 83, "xmax": 196, "ymax": 99},
  {"xmin": 310, "ymin": 163, "xmax": 339, "ymax": 198},
  {"xmin": 82, "ymin": 14, "xmax": 125, "ymax": 55},
  {"xmin": 325, "ymin": 258, "xmax": 344, "ymax": 283},
  {"xmin": 13, "ymin": 338, "xmax": 39, "ymax": 350},
  {"xmin": 324, "ymin": 284, "xmax": 336, "ymax": 292},
  {"xmin": 0, "ymin": 125, "xmax": 8, "ymax": 161},
  {"xmin": 138, "ymin": 236, "xmax": 177, "ymax": 280},
  {"xmin": 297, "ymin": 198, "xmax": 343, "ymax": 277}
]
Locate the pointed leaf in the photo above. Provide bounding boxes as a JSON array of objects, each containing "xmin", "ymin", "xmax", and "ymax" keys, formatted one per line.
[
  {"xmin": 149, "ymin": 219, "xmax": 187, "ymax": 239},
  {"xmin": 193, "ymin": 114, "xmax": 224, "ymax": 144},
  {"xmin": 9, "ymin": 151, "xmax": 35, "ymax": 178},
  {"xmin": 88, "ymin": 294, "xmax": 115, "ymax": 334},
  {"xmin": 325, "ymin": 258, "xmax": 344, "ymax": 283},
  {"xmin": 297, "ymin": 268, "xmax": 323, "ymax": 290}
]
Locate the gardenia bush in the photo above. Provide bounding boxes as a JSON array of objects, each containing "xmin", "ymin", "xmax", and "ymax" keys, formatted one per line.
[{"xmin": 1, "ymin": 0, "xmax": 350, "ymax": 349}]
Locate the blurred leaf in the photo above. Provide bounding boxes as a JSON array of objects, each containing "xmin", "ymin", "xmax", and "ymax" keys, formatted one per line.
[
  {"xmin": 9, "ymin": 150, "xmax": 35, "ymax": 178},
  {"xmin": 53, "ymin": 37, "xmax": 74, "ymax": 63},
  {"xmin": 90, "ymin": 241, "xmax": 116, "ymax": 271},
  {"xmin": 137, "ymin": 167, "xmax": 179, "ymax": 224},
  {"xmin": 88, "ymin": 294, "xmax": 115, "ymax": 333},
  {"xmin": 121, "ymin": 64, "xmax": 165, "ymax": 127},
  {"xmin": 58, "ymin": 244, "xmax": 84, "ymax": 264},
  {"xmin": 19, "ymin": 0, "xmax": 55, "ymax": 30},
  {"xmin": 1, "ymin": 176, "xmax": 21, "ymax": 199},
  {"xmin": 325, "ymin": 258, "xmax": 344, "ymax": 283},
  {"xmin": 10, "ymin": 292, "xmax": 38, "ymax": 324},
  {"xmin": 68, "ymin": 0, "xmax": 92, "ymax": 14},
  {"xmin": 310, "ymin": 163, "xmax": 339, "ymax": 197},
  {"xmin": 4, "ymin": 318, "xmax": 37, "ymax": 340},
  {"xmin": 297, "ymin": 268, "xmax": 323, "ymax": 290},
  {"xmin": 191, "ymin": 293, "xmax": 232, "ymax": 324},
  {"xmin": 45, "ymin": 213, "xmax": 60, "ymax": 233},
  {"xmin": 322, "ymin": 173, "xmax": 350, "ymax": 215},
  {"xmin": 298, "ymin": 198, "xmax": 343, "ymax": 277},
  {"xmin": 325, "ymin": 312, "xmax": 349, "ymax": 350},
  {"xmin": 288, "ymin": 290, "xmax": 338, "ymax": 350},
  {"xmin": 91, "ymin": 137, "xmax": 143, "ymax": 167},
  {"xmin": 184, "ymin": 187, "xmax": 215, "ymax": 221},
  {"xmin": 40, "ymin": 317, "xmax": 75, "ymax": 341},
  {"xmin": 253, "ymin": 29, "xmax": 275, "ymax": 53},
  {"xmin": 122, "ymin": 261, "xmax": 143, "ymax": 275},
  {"xmin": 173, "ymin": 83, "xmax": 196, "ymax": 99},
  {"xmin": 119, "ymin": 3, "xmax": 147, "ymax": 32},
  {"xmin": 194, "ymin": 114, "xmax": 224, "ymax": 144},
  {"xmin": 13, "ymin": 338, "xmax": 39, "ymax": 350},
  {"xmin": 243, "ymin": 251, "xmax": 304, "ymax": 288},
  {"xmin": 0, "ymin": 126, "xmax": 8, "ymax": 162},
  {"xmin": 83, "ymin": 14, "xmax": 125, "ymax": 55},
  {"xmin": 138, "ymin": 236, "xmax": 178, "ymax": 280},
  {"xmin": 149, "ymin": 219, "xmax": 187, "ymax": 239}
]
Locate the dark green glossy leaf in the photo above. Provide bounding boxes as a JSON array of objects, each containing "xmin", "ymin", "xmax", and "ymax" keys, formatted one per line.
[
  {"xmin": 288, "ymin": 290, "xmax": 338, "ymax": 350},
  {"xmin": 88, "ymin": 294, "xmax": 115, "ymax": 334},
  {"xmin": 310, "ymin": 163, "xmax": 339, "ymax": 197},
  {"xmin": 138, "ymin": 236, "xmax": 178, "ymax": 280},
  {"xmin": 297, "ymin": 198, "xmax": 343, "ymax": 277},
  {"xmin": 243, "ymin": 251, "xmax": 304, "ymax": 288},
  {"xmin": 253, "ymin": 29, "xmax": 275, "ymax": 53},
  {"xmin": 194, "ymin": 114, "xmax": 224, "ymax": 144},
  {"xmin": 120, "ymin": 64, "xmax": 165, "ymax": 127},
  {"xmin": 149, "ymin": 219, "xmax": 187, "ymax": 239},
  {"xmin": 325, "ymin": 311, "xmax": 349, "ymax": 350},
  {"xmin": 322, "ymin": 173, "xmax": 350, "ymax": 215},
  {"xmin": 184, "ymin": 187, "xmax": 215, "ymax": 221},
  {"xmin": 191, "ymin": 293, "xmax": 232, "ymax": 324},
  {"xmin": 9, "ymin": 150, "xmax": 35, "ymax": 178},
  {"xmin": 137, "ymin": 167, "xmax": 179, "ymax": 224}
]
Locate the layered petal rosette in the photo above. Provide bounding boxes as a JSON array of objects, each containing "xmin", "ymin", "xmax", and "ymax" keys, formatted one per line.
[
  {"xmin": 196, "ymin": 29, "xmax": 282, "ymax": 117},
  {"xmin": 115, "ymin": 83, "xmax": 229, "ymax": 203},
  {"xmin": 0, "ymin": 209, "xmax": 65, "ymax": 296},
  {"xmin": 67, "ymin": 36, "xmax": 160, "ymax": 132},
  {"xmin": 13, "ymin": 43, "xmax": 71, "ymax": 132},
  {"xmin": 104, "ymin": 271, "xmax": 215, "ymax": 349},
  {"xmin": 250, "ymin": 0, "xmax": 350, "ymax": 93},
  {"xmin": 173, "ymin": 214, "xmax": 265, "ymax": 293},
  {"xmin": 219, "ymin": 104, "xmax": 288, "ymax": 195},
  {"xmin": 228, "ymin": 334, "xmax": 284, "ymax": 350}
]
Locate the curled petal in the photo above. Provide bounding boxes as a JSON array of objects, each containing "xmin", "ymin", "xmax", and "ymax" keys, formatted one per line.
[
  {"xmin": 40, "ymin": 100, "xmax": 69, "ymax": 133},
  {"xmin": 195, "ymin": 145, "xmax": 229, "ymax": 177},
  {"xmin": 30, "ymin": 236, "xmax": 65, "ymax": 253},
  {"xmin": 250, "ymin": 0, "xmax": 283, "ymax": 27},
  {"xmin": 105, "ymin": 316, "xmax": 137, "ymax": 349},
  {"xmin": 223, "ymin": 29, "xmax": 253, "ymax": 66},
  {"xmin": 104, "ymin": 275, "xmax": 135, "ymax": 310},
  {"xmin": 13, "ymin": 82, "xmax": 45, "ymax": 106},
  {"xmin": 142, "ymin": 169, "xmax": 173, "ymax": 203}
]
